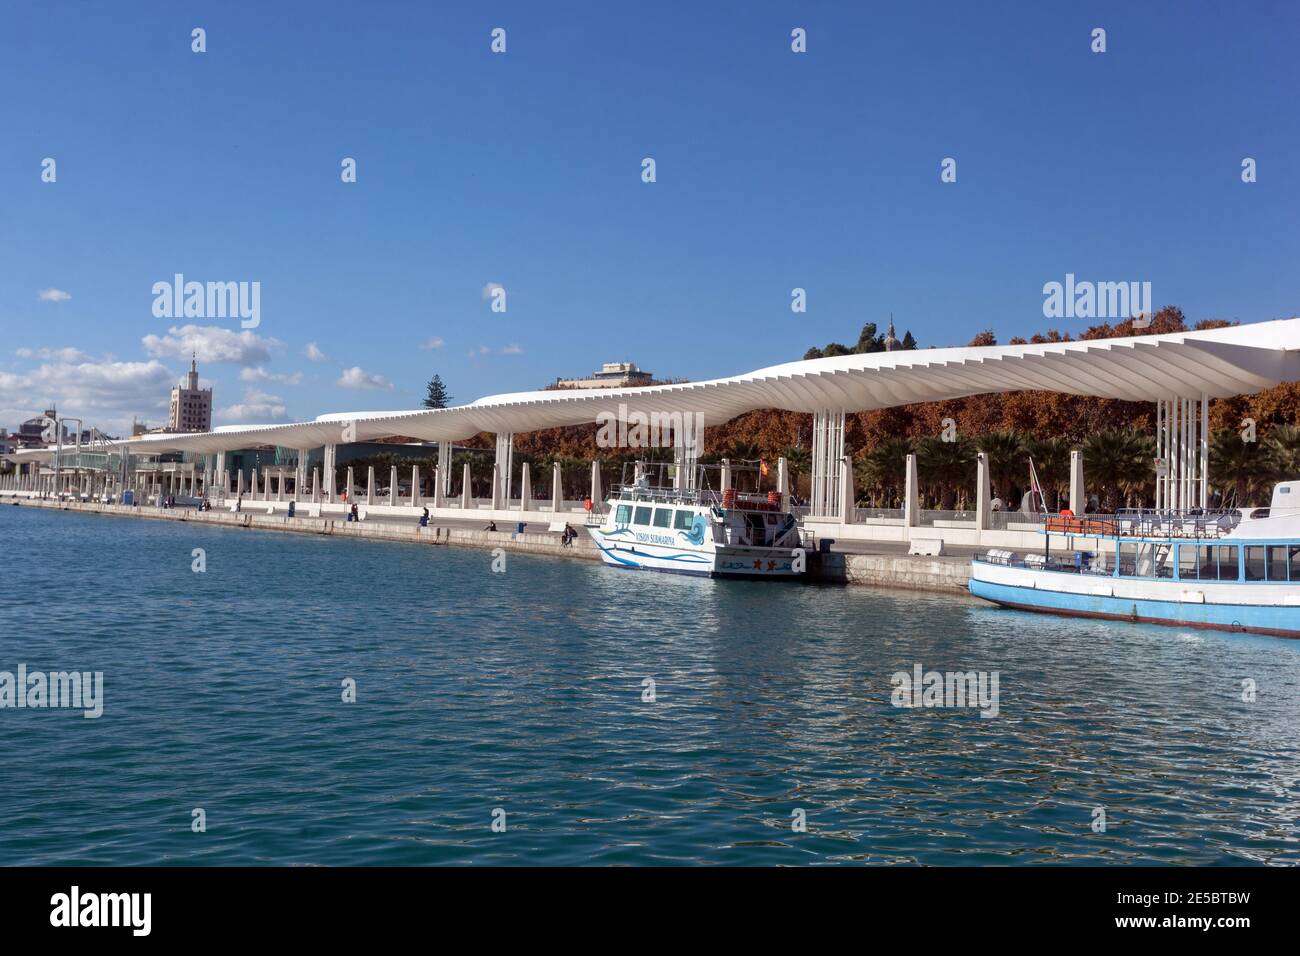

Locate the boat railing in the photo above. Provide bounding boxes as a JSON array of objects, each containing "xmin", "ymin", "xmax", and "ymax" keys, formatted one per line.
[
  {"xmin": 611, "ymin": 484, "xmax": 721, "ymax": 507},
  {"xmin": 1045, "ymin": 509, "xmax": 1239, "ymax": 540},
  {"xmin": 610, "ymin": 484, "xmax": 788, "ymax": 513}
]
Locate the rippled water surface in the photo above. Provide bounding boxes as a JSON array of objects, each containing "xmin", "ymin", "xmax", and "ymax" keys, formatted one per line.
[{"xmin": 2, "ymin": 506, "xmax": 1299, "ymax": 865}]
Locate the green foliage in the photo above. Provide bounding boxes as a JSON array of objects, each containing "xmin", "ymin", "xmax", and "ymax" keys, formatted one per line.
[
  {"xmin": 422, "ymin": 374, "xmax": 452, "ymax": 409},
  {"xmin": 803, "ymin": 321, "xmax": 916, "ymax": 359}
]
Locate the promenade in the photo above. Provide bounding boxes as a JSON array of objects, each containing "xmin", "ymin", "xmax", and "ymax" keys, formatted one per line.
[{"xmin": 3, "ymin": 493, "xmax": 979, "ymax": 594}]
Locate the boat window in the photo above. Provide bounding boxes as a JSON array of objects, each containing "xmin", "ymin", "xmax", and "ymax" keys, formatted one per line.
[
  {"xmin": 673, "ymin": 510, "xmax": 695, "ymax": 531},
  {"xmin": 1244, "ymin": 546, "xmax": 1266, "ymax": 581},
  {"xmin": 1216, "ymin": 545, "xmax": 1240, "ymax": 581},
  {"xmin": 652, "ymin": 508, "xmax": 673, "ymax": 528},
  {"xmin": 1152, "ymin": 543, "xmax": 1174, "ymax": 578},
  {"xmin": 1176, "ymin": 544, "xmax": 1198, "ymax": 580},
  {"xmin": 634, "ymin": 506, "xmax": 653, "ymax": 526},
  {"xmin": 1290, "ymin": 546, "xmax": 1300, "ymax": 581},
  {"xmin": 615, "ymin": 504, "xmax": 631, "ymax": 525},
  {"xmin": 1267, "ymin": 545, "xmax": 1289, "ymax": 582},
  {"xmin": 1195, "ymin": 545, "xmax": 1216, "ymax": 580},
  {"xmin": 1122, "ymin": 542, "xmax": 1162, "ymax": 577}
]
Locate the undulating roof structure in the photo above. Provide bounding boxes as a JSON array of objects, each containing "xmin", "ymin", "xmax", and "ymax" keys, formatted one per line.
[{"xmin": 9, "ymin": 318, "xmax": 1300, "ymax": 462}]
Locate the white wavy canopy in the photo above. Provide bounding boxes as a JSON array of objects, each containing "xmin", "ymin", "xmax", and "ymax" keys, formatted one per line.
[{"xmin": 16, "ymin": 318, "xmax": 1300, "ymax": 459}]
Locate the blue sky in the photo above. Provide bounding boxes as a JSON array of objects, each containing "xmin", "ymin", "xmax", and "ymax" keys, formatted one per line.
[{"xmin": 1, "ymin": 0, "xmax": 1297, "ymax": 433}]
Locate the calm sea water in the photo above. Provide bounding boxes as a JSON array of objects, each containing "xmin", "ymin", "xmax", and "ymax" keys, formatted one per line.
[{"xmin": 2, "ymin": 505, "xmax": 1299, "ymax": 866}]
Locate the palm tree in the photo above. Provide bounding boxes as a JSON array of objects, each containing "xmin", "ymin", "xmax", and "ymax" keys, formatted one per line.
[
  {"xmin": 781, "ymin": 445, "xmax": 811, "ymax": 500},
  {"xmin": 1082, "ymin": 429, "xmax": 1152, "ymax": 511},
  {"xmin": 1022, "ymin": 435, "xmax": 1071, "ymax": 510},
  {"xmin": 1266, "ymin": 424, "xmax": 1300, "ymax": 484},
  {"xmin": 1210, "ymin": 428, "xmax": 1274, "ymax": 507},
  {"xmin": 859, "ymin": 436, "xmax": 912, "ymax": 507},
  {"xmin": 976, "ymin": 431, "xmax": 1025, "ymax": 504},
  {"xmin": 915, "ymin": 435, "xmax": 975, "ymax": 509}
]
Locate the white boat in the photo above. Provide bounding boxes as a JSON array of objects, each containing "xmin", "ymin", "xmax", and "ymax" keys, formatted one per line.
[
  {"xmin": 969, "ymin": 481, "xmax": 1300, "ymax": 639},
  {"xmin": 586, "ymin": 470, "xmax": 807, "ymax": 578}
]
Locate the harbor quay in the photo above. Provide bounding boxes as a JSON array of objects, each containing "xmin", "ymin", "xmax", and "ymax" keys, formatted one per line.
[
  {"xmin": 5, "ymin": 491, "xmax": 1064, "ymax": 594},
  {"xmin": 6, "ymin": 319, "xmax": 1300, "ymax": 588}
]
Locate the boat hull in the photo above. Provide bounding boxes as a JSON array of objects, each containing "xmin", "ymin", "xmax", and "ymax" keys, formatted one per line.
[
  {"xmin": 587, "ymin": 528, "xmax": 801, "ymax": 578},
  {"xmin": 969, "ymin": 575, "xmax": 1300, "ymax": 639}
]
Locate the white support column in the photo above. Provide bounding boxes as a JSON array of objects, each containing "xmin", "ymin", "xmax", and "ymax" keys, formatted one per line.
[
  {"xmin": 324, "ymin": 444, "xmax": 337, "ymax": 502},
  {"xmin": 552, "ymin": 461, "xmax": 563, "ymax": 513},
  {"xmin": 1159, "ymin": 400, "xmax": 1170, "ymax": 512},
  {"xmin": 520, "ymin": 463, "xmax": 532, "ymax": 512},
  {"xmin": 590, "ymin": 460, "xmax": 602, "ymax": 505},
  {"xmin": 777, "ymin": 456, "xmax": 790, "ymax": 512},
  {"xmin": 461, "ymin": 462, "xmax": 472, "ymax": 509},
  {"xmin": 493, "ymin": 433, "xmax": 513, "ymax": 509},
  {"xmin": 1200, "ymin": 392, "xmax": 1209, "ymax": 509},
  {"xmin": 810, "ymin": 409, "xmax": 846, "ymax": 518},
  {"xmin": 311, "ymin": 468, "xmax": 320, "ymax": 503},
  {"xmin": 433, "ymin": 467, "xmax": 444, "ymax": 508},
  {"xmin": 367, "ymin": 466, "xmax": 375, "ymax": 505},
  {"xmin": 1069, "ymin": 449, "xmax": 1085, "ymax": 513},
  {"xmin": 411, "ymin": 465, "xmax": 420, "ymax": 507},
  {"xmin": 345, "ymin": 466, "xmax": 355, "ymax": 503},
  {"xmin": 903, "ymin": 453, "xmax": 919, "ymax": 527},
  {"xmin": 389, "ymin": 465, "xmax": 398, "ymax": 506},
  {"xmin": 839, "ymin": 456, "xmax": 857, "ymax": 524},
  {"xmin": 438, "ymin": 442, "xmax": 452, "ymax": 496},
  {"xmin": 975, "ymin": 452, "xmax": 990, "ymax": 530},
  {"xmin": 1169, "ymin": 396, "xmax": 1180, "ymax": 511}
]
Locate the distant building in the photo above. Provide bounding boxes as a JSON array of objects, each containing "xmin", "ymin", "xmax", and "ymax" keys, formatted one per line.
[
  {"xmin": 168, "ymin": 356, "xmax": 212, "ymax": 432},
  {"xmin": 556, "ymin": 362, "xmax": 654, "ymax": 389},
  {"xmin": 15, "ymin": 409, "xmax": 61, "ymax": 448}
]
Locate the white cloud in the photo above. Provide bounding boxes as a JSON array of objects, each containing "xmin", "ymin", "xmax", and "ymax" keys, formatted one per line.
[
  {"xmin": 336, "ymin": 366, "xmax": 392, "ymax": 390},
  {"xmin": 141, "ymin": 324, "xmax": 279, "ymax": 366},
  {"xmin": 240, "ymin": 367, "xmax": 302, "ymax": 385},
  {"xmin": 304, "ymin": 342, "xmax": 328, "ymax": 362},
  {"xmin": 38, "ymin": 288, "xmax": 71, "ymax": 302},
  {"xmin": 14, "ymin": 346, "xmax": 93, "ymax": 363},
  {"xmin": 0, "ymin": 358, "xmax": 175, "ymax": 435},
  {"xmin": 501, "ymin": 343, "xmax": 523, "ymax": 354},
  {"xmin": 481, "ymin": 282, "xmax": 504, "ymax": 300},
  {"xmin": 215, "ymin": 389, "xmax": 289, "ymax": 423},
  {"xmin": 419, "ymin": 337, "xmax": 444, "ymax": 350}
]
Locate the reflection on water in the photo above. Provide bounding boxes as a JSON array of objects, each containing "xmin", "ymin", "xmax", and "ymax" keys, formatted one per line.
[{"xmin": 1, "ymin": 506, "xmax": 1298, "ymax": 865}]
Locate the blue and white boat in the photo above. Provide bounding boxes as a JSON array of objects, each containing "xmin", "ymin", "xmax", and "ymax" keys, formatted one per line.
[
  {"xmin": 587, "ymin": 473, "xmax": 807, "ymax": 578},
  {"xmin": 970, "ymin": 481, "xmax": 1300, "ymax": 638}
]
